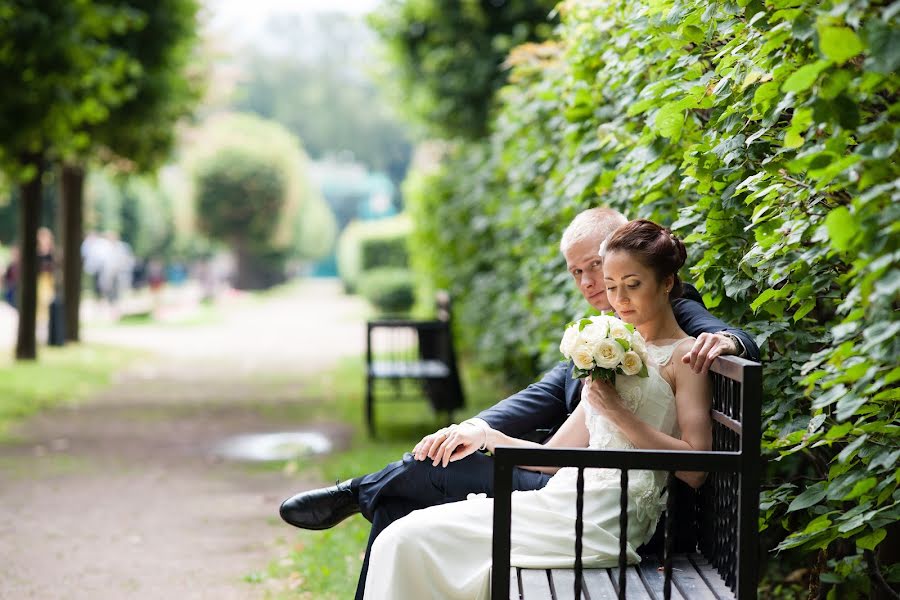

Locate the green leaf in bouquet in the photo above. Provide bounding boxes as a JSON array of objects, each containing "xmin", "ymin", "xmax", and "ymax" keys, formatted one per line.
[
  {"xmin": 578, "ymin": 318, "xmax": 592, "ymax": 331},
  {"xmin": 638, "ymin": 363, "xmax": 649, "ymax": 378},
  {"xmin": 625, "ymin": 323, "xmax": 635, "ymax": 333},
  {"xmin": 593, "ymin": 368, "xmax": 616, "ymax": 384},
  {"xmin": 615, "ymin": 338, "xmax": 631, "ymax": 351}
]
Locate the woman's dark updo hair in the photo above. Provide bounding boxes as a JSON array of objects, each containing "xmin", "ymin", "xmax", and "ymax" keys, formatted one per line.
[{"xmin": 603, "ymin": 219, "xmax": 688, "ymax": 298}]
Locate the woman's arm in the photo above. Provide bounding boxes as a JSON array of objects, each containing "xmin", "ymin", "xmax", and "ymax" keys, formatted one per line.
[
  {"xmin": 430, "ymin": 402, "xmax": 591, "ymax": 473},
  {"xmin": 582, "ymin": 341, "xmax": 712, "ymax": 488}
]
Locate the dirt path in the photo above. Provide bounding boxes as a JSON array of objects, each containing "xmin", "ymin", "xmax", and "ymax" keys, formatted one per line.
[{"xmin": 0, "ymin": 280, "xmax": 366, "ymax": 599}]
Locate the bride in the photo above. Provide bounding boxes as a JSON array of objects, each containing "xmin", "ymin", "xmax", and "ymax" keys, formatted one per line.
[{"xmin": 363, "ymin": 219, "xmax": 713, "ymax": 600}]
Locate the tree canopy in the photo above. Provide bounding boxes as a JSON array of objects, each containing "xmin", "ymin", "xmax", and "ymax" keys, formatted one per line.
[{"xmin": 369, "ymin": 0, "xmax": 558, "ymax": 140}]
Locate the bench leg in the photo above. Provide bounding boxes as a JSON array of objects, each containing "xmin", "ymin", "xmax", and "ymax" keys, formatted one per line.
[{"xmin": 366, "ymin": 377, "xmax": 375, "ymax": 437}]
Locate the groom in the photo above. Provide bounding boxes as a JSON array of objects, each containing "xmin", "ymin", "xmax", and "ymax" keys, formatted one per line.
[{"xmin": 281, "ymin": 207, "xmax": 760, "ymax": 599}]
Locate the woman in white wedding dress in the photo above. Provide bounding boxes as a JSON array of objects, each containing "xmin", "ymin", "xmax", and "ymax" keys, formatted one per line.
[{"xmin": 363, "ymin": 220, "xmax": 713, "ymax": 600}]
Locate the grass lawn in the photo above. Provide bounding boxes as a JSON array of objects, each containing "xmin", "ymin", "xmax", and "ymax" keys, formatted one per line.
[
  {"xmin": 260, "ymin": 357, "xmax": 512, "ymax": 600},
  {"xmin": 0, "ymin": 343, "xmax": 144, "ymax": 441}
]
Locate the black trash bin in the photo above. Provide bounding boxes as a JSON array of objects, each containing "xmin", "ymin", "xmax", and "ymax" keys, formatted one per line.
[{"xmin": 48, "ymin": 298, "xmax": 66, "ymax": 346}]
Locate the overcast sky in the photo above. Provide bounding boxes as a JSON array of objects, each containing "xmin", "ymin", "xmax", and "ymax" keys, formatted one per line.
[{"xmin": 205, "ymin": 0, "xmax": 381, "ymax": 42}]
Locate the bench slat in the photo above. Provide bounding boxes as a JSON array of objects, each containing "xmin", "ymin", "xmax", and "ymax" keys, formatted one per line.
[
  {"xmin": 581, "ymin": 569, "xmax": 617, "ymax": 600},
  {"xmin": 519, "ymin": 569, "xmax": 553, "ymax": 599},
  {"xmin": 668, "ymin": 555, "xmax": 721, "ymax": 600},
  {"xmin": 609, "ymin": 566, "xmax": 653, "ymax": 599},
  {"xmin": 687, "ymin": 555, "xmax": 734, "ymax": 600},
  {"xmin": 548, "ymin": 569, "xmax": 576, "ymax": 600},
  {"xmin": 637, "ymin": 560, "xmax": 687, "ymax": 600},
  {"xmin": 369, "ymin": 360, "xmax": 450, "ymax": 379}
]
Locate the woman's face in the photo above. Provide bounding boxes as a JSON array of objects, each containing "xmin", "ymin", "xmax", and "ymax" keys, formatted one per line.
[{"xmin": 602, "ymin": 250, "xmax": 673, "ymax": 328}]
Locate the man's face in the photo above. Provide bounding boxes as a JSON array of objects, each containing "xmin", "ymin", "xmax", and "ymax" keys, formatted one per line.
[{"xmin": 563, "ymin": 233, "xmax": 612, "ymax": 312}]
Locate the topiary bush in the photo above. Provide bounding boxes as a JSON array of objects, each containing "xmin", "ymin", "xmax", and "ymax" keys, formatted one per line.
[
  {"xmin": 400, "ymin": 0, "xmax": 898, "ymax": 596},
  {"xmin": 188, "ymin": 112, "xmax": 334, "ymax": 289},
  {"xmin": 357, "ymin": 266, "xmax": 416, "ymax": 315}
]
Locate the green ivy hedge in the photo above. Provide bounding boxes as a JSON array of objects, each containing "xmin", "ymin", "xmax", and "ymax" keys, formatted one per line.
[{"xmin": 404, "ymin": 0, "xmax": 898, "ymax": 596}]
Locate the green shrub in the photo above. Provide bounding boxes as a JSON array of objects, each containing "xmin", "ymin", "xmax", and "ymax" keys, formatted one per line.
[
  {"xmin": 336, "ymin": 214, "xmax": 411, "ymax": 293},
  {"xmin": 399, "ymin": 0, "xmax": 898, "ymax": 595},
  {"xmin": 357, "ymin": 267, "xmax": 415, "ymax": 315}
]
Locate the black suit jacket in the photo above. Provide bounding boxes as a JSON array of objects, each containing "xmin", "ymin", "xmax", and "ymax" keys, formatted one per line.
[{"xmin": 476, "ymin": 288, "xmax": 759, "ymax": 437}]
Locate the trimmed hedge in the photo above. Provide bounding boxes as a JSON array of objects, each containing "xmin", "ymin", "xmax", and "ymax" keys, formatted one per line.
[
  {"xmin": 403, "ymin": 0, "xmax": 898, "ymax": 596},
  {"xmin": 336, "ymin": 214, "xmax": 411, "ymax": 293},
  {"xmin": 358, "ymin": 266, "xmax": 416, "ymax": 315}
]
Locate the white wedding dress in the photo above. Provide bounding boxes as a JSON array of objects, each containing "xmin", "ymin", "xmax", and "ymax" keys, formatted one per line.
[{"xmin": 363, "ymin": 342, "xmax": 682, "ymax": 600}]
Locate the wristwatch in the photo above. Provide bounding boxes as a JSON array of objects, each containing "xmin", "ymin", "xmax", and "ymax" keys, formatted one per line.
[{"xmin": 718, "ymin": 331, "xmax": 745, "ymax": 356}]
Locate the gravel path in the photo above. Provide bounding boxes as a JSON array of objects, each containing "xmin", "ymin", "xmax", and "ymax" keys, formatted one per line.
[{"xmin": 0, "ymin": 280, "xmax": 366, "ymax": 599}]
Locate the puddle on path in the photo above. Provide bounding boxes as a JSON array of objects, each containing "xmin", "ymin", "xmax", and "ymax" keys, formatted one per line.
[{"xmin": 213, "ymin": 431, "xmax": 332, "ymax": 461}]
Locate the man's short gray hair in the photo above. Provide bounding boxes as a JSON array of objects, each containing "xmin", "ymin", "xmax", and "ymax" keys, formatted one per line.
[{"xmin": 559, "ymin": 207, "xmax": 628, "ymax": 254}]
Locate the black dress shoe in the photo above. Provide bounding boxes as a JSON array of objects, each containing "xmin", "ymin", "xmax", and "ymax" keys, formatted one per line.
[{"xmin": 280, "ymin": 480, "xmax": 360, "ymax": 530}]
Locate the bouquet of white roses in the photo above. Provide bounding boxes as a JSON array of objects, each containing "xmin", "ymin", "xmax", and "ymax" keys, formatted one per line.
[{"xmin": 559, "ymin": 314, "xmax": 650, "ymax": 382}]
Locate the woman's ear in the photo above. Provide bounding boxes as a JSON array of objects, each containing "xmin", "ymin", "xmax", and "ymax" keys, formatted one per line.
[{"xmin": 664, "ymin": 274, "xmax": 675, "ymax": 295}]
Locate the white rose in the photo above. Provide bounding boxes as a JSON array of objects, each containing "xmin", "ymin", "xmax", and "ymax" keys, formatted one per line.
[
  {"xmin": 609, "ymin": 321, "xmax": 630, "ymax": 341},
  {"xmin": 621, "ymin": 351, "xmax": 643, "ymax": 376},
  {"xmin": 593, "ymin": 339, "xmax": 625, "ymax": 369},
  {"xmin": 630, "ymin": 332, "xmax": 648, "ymax": 357},
  {"xmin": 571, "ymin": 343, "xmax": 596, "ymax": 371},
  {"xmin": 579, "ymin": 321, "xmax": 608, "ymax": 345},
  {"xmin": 559, "ymin": 325, "xmax": 579, "ymax": 358}
]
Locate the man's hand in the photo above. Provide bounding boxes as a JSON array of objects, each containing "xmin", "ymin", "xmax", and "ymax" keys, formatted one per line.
[
  {"xmin": 681, "ymin": 332, "xmax": 739, "ymax": 374},
  {"xmin": 412, "ymin": 423, "xmax": 483, "ymax": 467}
]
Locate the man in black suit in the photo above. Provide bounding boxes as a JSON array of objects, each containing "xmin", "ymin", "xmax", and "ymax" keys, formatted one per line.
[{"xmin": 280, "ymin": 207, "xmax": 759, "ymax": 599}]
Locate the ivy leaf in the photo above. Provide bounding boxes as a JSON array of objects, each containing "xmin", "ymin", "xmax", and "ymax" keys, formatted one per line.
[
  {"xmin": 750, "ymin": 288, "xmax": 777, "ymax": 312},
  {"xmin": 825, "ymin": 206, "xmax": 860, "ymax": 251},
  {"xmin": 654, "ymin": 102, "xmax": 685, "ymax": 140},
  {"xmin": 837, "ymin": 434, "xmax": 868, "ymax": 463},
  {"xmin": 836, "ymin": 393, "xmax": 868, "ymax": 421},
  {"xmin": 817, "ymin": 25, "xmax": 864, "ymax": 65},
  {"xmin": 782, "ymin": 60, "xmax": 829, "ymax": 93},
  {"xmin": 787, "ymin": 486, "xmax": 827, "ymax": 514},
  {"xmin": 862, "ymin": 20, "xmax": 900, "ymax": 74},
  {"xmin": 844, "ymin": 477, "xmax": 878, "ymax": 500},
  {"xmin": 856, "ymin": 528, "xmax": 886, "ymax": 551}
]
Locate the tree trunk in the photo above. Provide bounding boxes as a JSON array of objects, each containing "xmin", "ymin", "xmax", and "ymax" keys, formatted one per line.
[
  {"xmin": 60, "ymin": 164, "xmax": 85, "ymax": 342},
  {"xmin": 15, "ymin": 155, "xmax": 43, "ymax": 360}
]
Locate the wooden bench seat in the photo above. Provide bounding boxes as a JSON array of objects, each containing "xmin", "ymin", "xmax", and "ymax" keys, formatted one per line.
[{"xmin": 511, "ymin": 553, "xmax": 733, "ymax": 599}]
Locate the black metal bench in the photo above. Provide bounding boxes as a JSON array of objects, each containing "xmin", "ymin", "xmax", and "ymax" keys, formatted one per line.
[
  {"xmin": 365, "ymin": 291, "xmax": 465, "ymax": 435},
  {"xmin": 492, "ymin": 355, "xmax": 762, "ymax": 599}
]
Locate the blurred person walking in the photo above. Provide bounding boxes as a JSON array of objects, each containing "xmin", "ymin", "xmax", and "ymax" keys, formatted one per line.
[
  {"xmin": 35, "ymin": 228, "xmax": 56, "ymax": 335},
  {"xmin": 2, "ymin": 245, "xmax": 19, "ymax": 308}
]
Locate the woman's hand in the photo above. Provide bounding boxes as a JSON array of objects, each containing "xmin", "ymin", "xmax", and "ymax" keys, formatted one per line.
[
  {"xmin": 412, "ymin": 422, "xmax": 485, "ymax": 467},
  {"xmin": 581, "ymin": 377, "xmax": 625, "ymax": 414}
]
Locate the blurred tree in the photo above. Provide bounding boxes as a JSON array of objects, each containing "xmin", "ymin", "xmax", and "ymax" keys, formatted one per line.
[
  {"xmin": 232, "ymin": 12, "xmax": 412, "ymax": 190},
  {"xmin": 369, "ymin": 0, "xmax": 558, "ymax": 140},
  {"xmin": 58, "ymin": 0, "xmax": 202, "ymax": 342},
  {"xmin": 0, "ymin": 0, "xmax": 140, "ymax": 359},
  {"xmin": 190, "ymin": 113, "xmax": 334, "ymax": 289}
]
